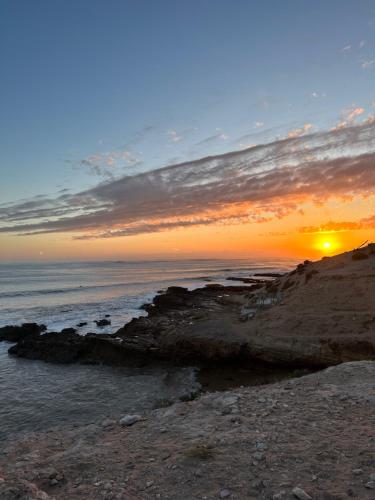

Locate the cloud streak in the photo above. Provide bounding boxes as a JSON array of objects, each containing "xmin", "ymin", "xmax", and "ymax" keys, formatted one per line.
[
  {"xmin": 1, "ymin": 119, "xmax": 375, "ymax": 239},
  {"xmin": 298, "ymin": 215, "xmax": 375, "ymax": 234}
]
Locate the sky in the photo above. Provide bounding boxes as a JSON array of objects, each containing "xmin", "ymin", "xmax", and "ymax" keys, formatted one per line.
[{"xmin": 1, "ymin": 0, "xmax": 375, "ymax": 262}]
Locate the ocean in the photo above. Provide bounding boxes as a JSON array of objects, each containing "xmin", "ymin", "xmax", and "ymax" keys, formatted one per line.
[{"xmin": 0, "ymin": 258, "xmax": 295, "ymax": 442}]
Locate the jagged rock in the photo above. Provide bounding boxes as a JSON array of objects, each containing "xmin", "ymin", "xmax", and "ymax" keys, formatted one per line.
[
  {"xmin": 8, "ymin": 331, "xmax": 150, "ymax": 366},
  {"xmin": 0, "ymin": 323, "xmax": 46, "ymax": 342}
]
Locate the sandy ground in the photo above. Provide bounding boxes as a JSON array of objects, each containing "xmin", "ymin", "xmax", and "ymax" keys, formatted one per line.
[{"xmin": 1, "ymin": 361, "xmax": 374, "ymax": 500}]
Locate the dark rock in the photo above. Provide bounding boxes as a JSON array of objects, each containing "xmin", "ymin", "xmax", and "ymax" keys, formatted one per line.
[
  {"xmin": 0, "ymin": 323, "xmax": 46, "ymax": 342},
  {"xmin": 9, "ymin": 331, "xmax": 83, "ymax": 363},
  {"xmin": 76, "ymin": 322, "xmax": 88, "ymax": 327},
  {"xmin": 139, "ymin": 303, "xmax": 152, "ymax": 311},
  {"xmin": 61, "ymin": 327, "xmax": 77, "ymax": 334},
  {"xmin": 8, "ymin": 331, "xmax": 149, "ymax": 366},
  {"xmin": 95, "ymin": 319, "xmax": 111, "ymax": 327},
  {"xmin": 105, "ymin": 314, "xmax": 111, "ymax": 317}
]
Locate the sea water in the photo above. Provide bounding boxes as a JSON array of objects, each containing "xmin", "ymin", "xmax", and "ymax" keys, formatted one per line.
[{"xmin": 0, "ymin": 259, "xmax": 294, "ymax": 441}]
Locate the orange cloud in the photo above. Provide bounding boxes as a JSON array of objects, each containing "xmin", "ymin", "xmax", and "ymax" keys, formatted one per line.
[
  {"xmin": 287, "ymin": 123, "xmax": 313, "ymax": 138},
  {"xmin": 332, "ymin": 106, "xmax": 365, "ymax": 131},
  {"xmin": 299, "ymin": 215, "xmax": 375, "ymax": 234}
]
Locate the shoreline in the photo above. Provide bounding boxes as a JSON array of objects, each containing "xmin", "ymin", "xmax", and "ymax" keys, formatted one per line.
[
  {"xmin": 3, "ymin": 245, "xmax": 375, "ymax": 370},
  {"xmin": 1, "ymin": 246, "xmax": 375, "ymax": 498}
]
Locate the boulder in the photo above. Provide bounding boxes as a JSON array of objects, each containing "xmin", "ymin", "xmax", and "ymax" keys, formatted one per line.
[
  {"xmin": 61, "ymin": 327, "xmax": 77, "ymax": 334},
  {"xmin": 0, "ymin": 323, "xmax": 46, "ymax": 342}
]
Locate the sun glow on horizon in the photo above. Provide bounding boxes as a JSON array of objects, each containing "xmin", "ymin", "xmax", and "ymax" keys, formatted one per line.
[{"xmin": 315, "ymin": 234, "xmax": 341, "ymax": 254}]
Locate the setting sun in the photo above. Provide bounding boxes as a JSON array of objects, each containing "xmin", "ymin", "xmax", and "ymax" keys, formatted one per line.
[{"xmin": 314, "ymin": 235, "xmax": 341, "ymax": 254}]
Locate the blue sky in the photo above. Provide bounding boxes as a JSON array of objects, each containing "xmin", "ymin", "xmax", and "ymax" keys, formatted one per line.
[{"xmin": 1, "ymin": 0, "xmax": 375, "ymax": 205}]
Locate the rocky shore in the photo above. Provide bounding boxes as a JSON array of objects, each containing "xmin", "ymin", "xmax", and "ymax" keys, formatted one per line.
[
  {"xmin": 1, "ymin": 361, "xmax": 374, "ymax": 499},
  {"xmin": 1, "ymin": 246, "xmax": 375, "ymax": 499},
  {"xmin": 3, "ymin": 244, "xmax": 375, "ymax": 368}
]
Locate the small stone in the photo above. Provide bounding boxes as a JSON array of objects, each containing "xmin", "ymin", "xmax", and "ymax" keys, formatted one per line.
[
  {"xmin": 365, "ymin": 481, "xmax": 375, "ymax": 489},
  {"xmin": 221, "ymin": 406, "xmax": 232, "ymax": 415},
  {"xmin": 370, "ymin": 474, "xmax": 375, "ymax": 482},
  {"xmin": 273, "ymin": 493, "xmax": 286, "ymax": 500},
  {"xmin": 47, "ymin": 469, "xmax": 58, "ymax": 479},
  {"xmin": 102, "ymin": 419, "xmax": 116, "ymax": 429},
  {"xmin": 146, "ymin": 481, "xmax": 154, "ymax": 488},
  {"xmin": 220, "ymin": 489, "xmax": 232, "ymax": 498},
  {"xmin": 292, "ymin": 487, "xmax": 312, "ymax": 500},
  {"xmin": 50, "ymin": 478, "xmax": 59, "ymax": 486},
  {"xmin": 253, "ymin": 452, "xmax": 264, "ymax": 461},
  {"xmin": 352, "ymin": 468, "xmax": 363, "ymax": 475},
  {"xmin": 255, "ymin": 441, "xmax": 268, "ymax": 450},
  {"xmin": 119, "ymin": 414, "xmax": 141, "ymax": 426}
]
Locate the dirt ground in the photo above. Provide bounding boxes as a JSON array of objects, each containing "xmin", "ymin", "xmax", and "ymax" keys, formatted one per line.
[{"xmin": 1, "ymin": 361, "xmax": 374, "ymax": 500}]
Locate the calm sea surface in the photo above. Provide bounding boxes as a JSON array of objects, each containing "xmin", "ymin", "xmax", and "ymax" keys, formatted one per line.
[{"xmin": 0, "ymin": 259, "xmax": 295, "ymax": 442}]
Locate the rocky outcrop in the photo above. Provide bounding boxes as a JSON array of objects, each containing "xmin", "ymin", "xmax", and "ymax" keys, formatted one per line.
[
  {"xmin": 8, "ymin": 285, "xmax": 256, "ymax": 365},
  {"xmin": 7, "ymin": 245, "xmax": 375, "ymax": 368},
  {"xmin": 0, "ymin": 323, "xmax": 46, "ymax": 342},
  {"xmin": 8, "ymin": 331, "xmax": 152, "ymax": 366}
]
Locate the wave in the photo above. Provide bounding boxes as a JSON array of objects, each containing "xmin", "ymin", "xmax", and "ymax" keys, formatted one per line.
[
  {"xmin": 0, "ymin": 261, "xmax": 292, "ymax": 299},
  {"xmin": 0, "ymin": 274, "xmax": 221, "ymax": 299}
]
